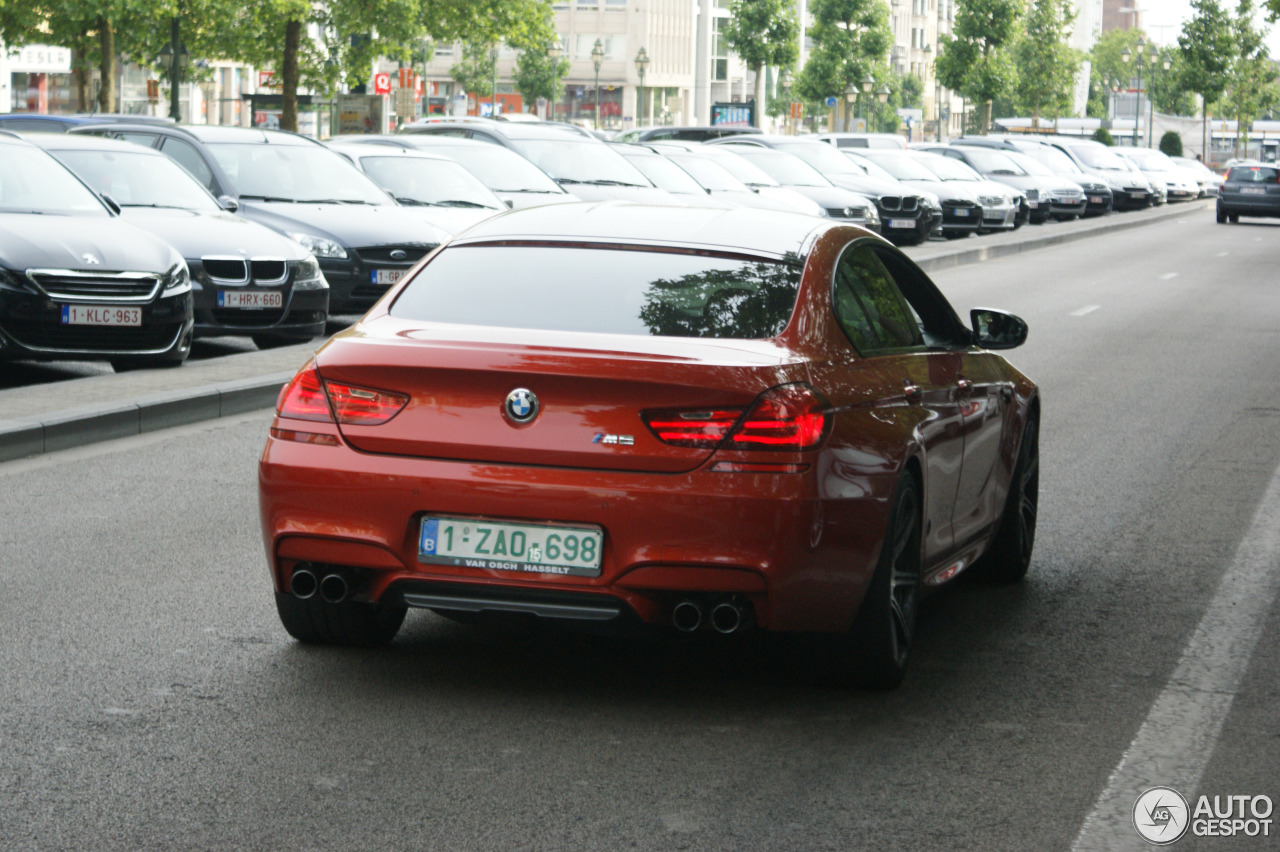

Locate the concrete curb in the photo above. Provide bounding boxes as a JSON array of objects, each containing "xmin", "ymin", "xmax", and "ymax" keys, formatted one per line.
[
  {"xmin": 0, "ymin": 200, "xmax": 1208, "ymax": 463},
  {"xmin": 907, "ymin": 199, "xmax": 1208, "ymax": 274},
  {"xmin": 0, "ymin": 371, "xmax": 293, "ymax": 462}
]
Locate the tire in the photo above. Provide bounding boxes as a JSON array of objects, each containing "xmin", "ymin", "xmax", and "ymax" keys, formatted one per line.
[
  {"xmin": 819, "ymin": 474, "xmax": 923, "ymax": 689},
  {"xmin": 1229, "ymin": 214, "xmax": 1239, "ymax": 223},
  {"xmin": 275, "ymin": 592, "xmax": 406, "ymax": 647},
  {"xmin": 972, "ymin": 412, "xmax": 1039, "ymax": 584},
  {"xmin": 1216, "ymin": 207, "xmax": 1227, "ymax": 224}
]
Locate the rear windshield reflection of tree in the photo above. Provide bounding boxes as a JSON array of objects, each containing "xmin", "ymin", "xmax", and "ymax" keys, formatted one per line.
[{"xmin": 639, "ymin": 253, "xmax": 803, "ymax": 339}]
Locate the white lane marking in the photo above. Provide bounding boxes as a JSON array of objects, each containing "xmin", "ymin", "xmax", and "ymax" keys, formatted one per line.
[
  {"xmin": 1216, "ymin": 251, "xmax": 1230, "ymax": 257},
  {"xmin": 1070, "ymin": 304, "xmax": 1101, "ymax": 317},
  {"xmin": 1158, "ymin": 272, "xmax": 1178, "ymax": 280},
  {"xmin": 1070, "ymin": 463, "xmax": 1280, "ymax": 851}
]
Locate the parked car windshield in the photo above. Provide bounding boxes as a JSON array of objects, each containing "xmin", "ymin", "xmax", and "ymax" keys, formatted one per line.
[
  {"xmin": 423, "ymin": 143, "xmax": 564, "ymax": 194},
  {"xmin": 844, "ymin": 152, "xmax": 900, "ymax": 182},
  {"xmin": 513, "ymin": 140, "xmax": 652, "ymax": 187},
  {"xmin": 355, "ymin": 155, "xmax": 503, "ymax": 209},
  {"xmin": 1122, "ymin": 149, "xmax": 1177, "ymax": 170},
  {"xmin": 667, "ymin": 154, "xmax": 750, "ymax": 192},
  {"xmin": 621, "ymin": 153, "xmax": 706, "ymax": 194},
  {"xmin": 731, "ymin": 151, "xmax": 831, "ymax": 187},
  {"xmin": 1005, "ymin": 151, "xmax": 1054, "ymax": 177},
  {"xmin": 391, "ymin": 245, "xmax": 802, "ymax": 339},
  {"xmin": 206, "ymin": 143, "xmax": 392, "ymax": 204},
  {"xmin": 709, "ymin": 151, "xmax": 782, "ymax": 187},
  {"xmin": 51, "ymin": 149, "xmax": 221, "ymax": 211},
  {"xmin": 1066, "ymin": 144, "xmax": 1130, "ymax": 171},
  {"xmin": 0, "ymin": 146, "xmax": 108, "ymax": 216},
  {"xmin": 917, "ymin": 154, "xmax": 983, "ymax": 182},
  {"xmin": 772, "ymin": 142, "xmax": 864, "ymax": 176},
  {"xmin": 861, "ymin": 153, "xmax": 942, "ymax": 182},
  {"xmin": 1024, "ymin": 144, "xmax": 1085, "ymax": 175},
  {"xmin": 955, "ymin": 147, "xmax": 1027, "ymax": 176}
]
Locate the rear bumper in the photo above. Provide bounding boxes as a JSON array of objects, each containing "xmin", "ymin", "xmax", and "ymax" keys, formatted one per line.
[{"xmin": 259, "ymin": 428, "xmax": 892, "ymax": 633}]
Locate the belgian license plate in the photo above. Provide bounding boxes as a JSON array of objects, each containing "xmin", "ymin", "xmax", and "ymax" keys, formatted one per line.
[
  {"xmin": 61, "ymin": 305, "xmax": 141, "ymax": 326},
  {"xmin": 889, "ymin": 218, "xmax": 915, "ymax": 229},
  {"xmin": 218, "ymin": 290, "xmax": 282, "ymax": 309},
  {"xmin": 1089, "ymin": 196, "xmax": 1103, "ymax": 203},
  {"xmin": 419, "ymin": 517, "xmax": 604, "ymax": 577},
  {"xmin": 953, "ymin": 208, "xmax": 969, "ymax": 217},
  {"xmin": 1132, "ymin": 191, "xmax": 1146, "ymax": 198},
  {"xmin": 1241, "ymin": 187, "xmax": 1266, "ymax": 195},
  {"xmin": 371, "ymin": 269, "xmax": 406, "ymax": 286}
]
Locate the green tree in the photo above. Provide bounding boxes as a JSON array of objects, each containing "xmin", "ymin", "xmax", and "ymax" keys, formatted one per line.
[
  {"xmin": 1222, "ymin": 0, "xmax": 1279, "ymax": 156},
  {"xmin": 795, "ymin": 0, "xmax": 892, "ymax": 130},
  {"xmin": 451, "ymin": 41, "xmax": 499, "ymax": 100},
  {"xmin": 513, "ymin": 47, "xmax": 570, "ymax": 111},
  {"xmin": 721, "ymin": 0, "xmax": 800, "ymax": 128},
  {"xmin": 1092, "ymin": 126, "xmax": 1113, "ymax": 144},
  {"xmin": 1178, "ymin": 0, "xmax": 1234, "ymax": 156},
  {"xmin": 936, "ymin": 0, "xmax": 1024, "ymax": 133},
  {"xmin": 1012, "ymin": 0, "xmax": 1079, "ymax": 127},
  {"xmin": 1159, "ymin": 130, "xmax": 1183, "ymax": 155}
]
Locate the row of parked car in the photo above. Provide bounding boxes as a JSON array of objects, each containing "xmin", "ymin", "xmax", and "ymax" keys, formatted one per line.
[{"xmin": 0, "ymin": 116, "xmax": 1219, "ymax": 372}]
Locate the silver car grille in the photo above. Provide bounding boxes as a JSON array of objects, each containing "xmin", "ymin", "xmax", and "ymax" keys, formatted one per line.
[
  {"xmin": 203, "ymin": 257, "xmax": 289, "ymax": 286},
  {"xmin": 25, "ymin": 269, "xmax": 161, "ymax": 303}
]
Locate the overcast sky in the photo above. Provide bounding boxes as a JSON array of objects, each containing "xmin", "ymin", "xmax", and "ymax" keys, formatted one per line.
[{"xmin": 1140, "ymin": 0, "xmax": 1280, "ymax": 53}]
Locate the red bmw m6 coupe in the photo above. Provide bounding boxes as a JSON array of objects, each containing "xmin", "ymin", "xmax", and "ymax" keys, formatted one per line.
[{"xmin": 259, "ymin": 202, "xmax": 1039, "ymax": 687}]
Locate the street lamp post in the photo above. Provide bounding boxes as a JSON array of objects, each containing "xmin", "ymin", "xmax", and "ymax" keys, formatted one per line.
[
  {"xmin": 1120, "ymin": 40, "xmax": 1157, "ymax": 147},
  {"xmin": 1152, "ymin": 53, "xmax": 1171, "ymax": 148},
  {"xmin": 547, "ymin": 42, "xmax": 562, "ymax": 122},
  {"xmin": 859, "ymin": 74, "xmax": 874, "ymax": 128},
  {"xmin": 842, "ymin": 83, "xmax": 857, "ymax": 132},
  {"xmin": 591, "ymin": 38, "xmax": 604, "ymax": 130},
  {"xmin": 489, "ymin": 45, "xmax": 499, "ymax": 119},
  {"xmin": 634, "ymin": 47, "xmax": 649, "ymax": 129},
  {"xmin": 779, "ymin": 68, "xmax": 794, "ymax": 134},
  {"xmin": 159, "ymin": 18, "xmax": 189, "ymax": 122}
]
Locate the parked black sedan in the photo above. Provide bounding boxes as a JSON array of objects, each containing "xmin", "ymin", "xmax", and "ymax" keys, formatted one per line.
[
  {"xmin": 70, "ymin": 124, "xmax": 447, "ymax": 314},
  {"xmin": 1217, "ymin": 163, "xmax": 1280, "ymax": 223},
  {"xmin": 32, "ymin": 134, "xmax": 328, "ymax": 349},
  {"xmin": 0, "ymin": 132, "xmax": 193, "ymax": 370}
]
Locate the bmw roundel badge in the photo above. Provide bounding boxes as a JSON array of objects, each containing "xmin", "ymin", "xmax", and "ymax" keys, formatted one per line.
[{"xmin": 504, "ymin": 388, "xmax": 539, "ymax": 424}]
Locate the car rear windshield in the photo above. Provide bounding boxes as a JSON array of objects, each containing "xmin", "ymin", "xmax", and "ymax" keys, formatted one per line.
[
  {"xmin": 1227, "ymin": 166, "xmax": 1280, "ymax": 182},
  {"xmin": 390, "ymin": 245, "xmax": 802, "ymax": 339}
]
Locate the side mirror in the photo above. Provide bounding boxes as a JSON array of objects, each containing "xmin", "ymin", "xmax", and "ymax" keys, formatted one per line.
[
  {"xmin": 971, "ymin": 308, "xmax": 1028, "ymax": 350},
  {"xmin": 100, "ymin": 193, "xmax": 122, "ymax": 216},
  {"xmin": 217, "ymin": 195, "xmax": 239, "ymax": 213}
]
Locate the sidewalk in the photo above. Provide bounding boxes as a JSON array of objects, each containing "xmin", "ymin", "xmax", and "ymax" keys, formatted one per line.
[{"xmin": 0, "ymin": 199, "xmax": 1208, "ymax": 462}]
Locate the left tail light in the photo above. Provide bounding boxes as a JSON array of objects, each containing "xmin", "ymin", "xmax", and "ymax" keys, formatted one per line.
[{"xmin": 277, "ymin": 364, "xmax": 409, "ymax": 426}]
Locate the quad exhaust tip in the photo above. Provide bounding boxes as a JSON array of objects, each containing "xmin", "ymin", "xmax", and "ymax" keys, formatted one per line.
[
  {"xmin": 319, "ymin": 573, "xmax": 349, "ymax": 604},
  {"xmin": 710, "ymin": 600, "xmax": 745, "ymax": 635},
  {"xmin": 672, "ymin": 600, "xmax": 703, "ymax": 632},
  {"xmin": 290, "ymin": 567, "xmax": 317, "ymax": 600}
]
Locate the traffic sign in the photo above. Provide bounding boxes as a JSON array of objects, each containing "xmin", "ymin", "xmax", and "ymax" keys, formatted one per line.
[{"xmin": 373, "ymin": 72, "xmax": 391, "ymax": 95}]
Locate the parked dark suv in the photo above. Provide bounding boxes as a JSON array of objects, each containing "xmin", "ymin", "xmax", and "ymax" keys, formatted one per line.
[
  {"xmin": 71, "ymin": 124, "xmax": 446, "ymax": 314},
  {"xmin": 1217, "ymin": 163, "xmax": 1280, "ymax": 223},
  {"xmin": 0, "ymin": 132, "xmax": 193, "ymax": 370}
]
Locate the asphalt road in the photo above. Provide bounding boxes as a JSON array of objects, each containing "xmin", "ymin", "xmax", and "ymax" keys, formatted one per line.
[{"xmin": 2, "ymin": 210, "xmax": 1278, "ymax": 851}]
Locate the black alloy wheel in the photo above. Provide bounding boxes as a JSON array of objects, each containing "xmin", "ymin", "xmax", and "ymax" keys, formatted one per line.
[
  {"xmin": 973, "ymin": 412, "xmax": 1039, "ymax": 584},
  {"xmin": 822, "ymin": 474, "xmax": 923, "ymax": 689}
]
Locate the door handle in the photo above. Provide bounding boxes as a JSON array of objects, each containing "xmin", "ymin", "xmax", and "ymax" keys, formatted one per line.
[
  {"xmin": 956, "ymin": 377, "xmax": 973, "ymax": 395},
  {"xmin": 903, "ymin": 381, "xmax": 923, "ymax": 402}
]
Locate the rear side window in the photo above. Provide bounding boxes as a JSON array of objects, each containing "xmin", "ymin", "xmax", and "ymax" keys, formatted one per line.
[
  {"xmin": 390, "ymin": 245, "xmax": 802, "ymax": 339},
  {"xmin": 160, "ymin": 137, "xmax": 216, "ymax": 192},
  {"xmin": 1227, "ymin": 166, "xmax": 1280, "ymax": 182},
  {"xmin": 832, "ymin": 246, "xmax": 922, "ymax": 352}
]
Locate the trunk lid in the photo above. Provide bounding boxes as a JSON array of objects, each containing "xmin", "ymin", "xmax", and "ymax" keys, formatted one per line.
[{"xmin": 315, "ymin": 319, "xmax": 808, "ymax": 473}]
